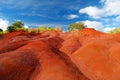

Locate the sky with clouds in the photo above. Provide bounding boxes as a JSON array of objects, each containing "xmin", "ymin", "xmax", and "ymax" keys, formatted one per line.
[{"xmin": 0, "ymin": 0, "xmax": 120, "ymax": 32}]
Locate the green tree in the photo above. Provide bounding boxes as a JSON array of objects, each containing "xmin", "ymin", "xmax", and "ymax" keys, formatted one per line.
[
  {"xmin": 109, "ymin": 27, "xmax": 120, "ymax": 34},
  {"xmin": 7, "ymin": 26, "xmax": 16, "ymax": 32},
  {"xmin": 0, "ymin": 28, "xmax": 3, "ymax": 32},
  {"xmin": 7, "ymin": 21, "xmax": 25, "ymax": 32},
  {"xmin": 68, "ymin": 22, "xmax": 86, "ymax": 32},
  {"xmin": 12, "ymin": 21, "xmax": 24, "ymax": 28},
  {"xmin": 0, "ymin": 28, "xmax": 3, "ymax": 34}
]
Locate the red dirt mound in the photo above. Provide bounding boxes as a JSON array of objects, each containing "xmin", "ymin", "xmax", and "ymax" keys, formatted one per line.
[{"xmin": 1, "ymin": 28, "xmax": 120, "ymax": 80}]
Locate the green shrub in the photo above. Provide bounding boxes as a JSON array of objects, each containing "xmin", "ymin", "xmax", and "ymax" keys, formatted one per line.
[
  {"xmin": 0, "ymin": 28, "xmax": 3, "ymax": 32},
  {"xmin": 0, "ymin": 28, "xmax": 3, "ymax": 34},
  {"xmin": 7, "ymin": 26, "xmax": 16, "ymax": 32},
  {"xmin": 109, "ymin": 27, "xmax": 120, "ymax": 34},
  {"xmin": 68, "ymin": 22, "xmax": 86, "ymax": 32},
  {"xmin": 12, "ymin": 21, "xmax": 24, "ymax": 28},
  {"xmin": 28, "ymin": 28, "xmax": 39, "ymax": 33},
  {"xmin": 7, "ymin": 21, "xmax": 26, "ymax": 32},
  {"xmin": 27, "ymin": 26, "xmax": 62, "ymax": 33},
  {"xmin": 54, "ymin": 27, "xmax": 62, "ymax": 32},
  {"xmin": 38, "ymin": 26, "xmax": 54, "ymax": 32}
]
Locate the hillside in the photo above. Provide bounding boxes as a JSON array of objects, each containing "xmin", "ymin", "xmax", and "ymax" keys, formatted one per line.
[{"xmin": 0, "ymin": 28, "xmax": 120, "ymax": 80}]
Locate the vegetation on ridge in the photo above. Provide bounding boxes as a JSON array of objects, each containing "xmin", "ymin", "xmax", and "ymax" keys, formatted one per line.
[
  {"xmin": 27, "ymin": 26, "xmax": 62, "ymax": 33},
  {"xmin": 109, "ymin": 27, "xmax": 120, "ymax": 34},
  {"xmin": 7, "ymin": 21, "xmax": 26, "ymax": 32},
  {"xmin": 68, "ymin": 22, "xmax": 86, "ymax": 32},
  {"xmin": 1, "ymin": 20, "xmax": 120, "ymax": 34}
]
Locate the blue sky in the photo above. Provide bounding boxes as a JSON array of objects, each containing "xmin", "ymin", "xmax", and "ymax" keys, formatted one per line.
[{"xmin": 0, "ymin": 0, "xmax": 120, "ymax": 32}]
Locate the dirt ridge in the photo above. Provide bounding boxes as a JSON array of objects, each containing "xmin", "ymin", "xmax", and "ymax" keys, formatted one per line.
[{"xmin": 0, "ymin": 28, "xmax": 120, "ymax": 80}]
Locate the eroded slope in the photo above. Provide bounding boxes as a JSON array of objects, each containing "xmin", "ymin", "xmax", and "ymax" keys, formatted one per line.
[{"xmin": 0, "ymin": 28, "xmax": 120, "ymax": 80}]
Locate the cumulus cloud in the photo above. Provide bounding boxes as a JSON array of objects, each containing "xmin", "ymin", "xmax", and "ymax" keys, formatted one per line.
[
  {"xmin": 80, "ymin": 20, "xmax": 115, "ymax": 32},
  {"xmin": 24, "ymin": 25, "xmax": 29, "ymax": 28},
  {"xmin": 78, "ymin": 0, "xmax": 120, "ymax": 32},
  {"xmin": 105, "ymin": 0, "xmax": 120, "ymax": 16},
  {"xmin": 79, "ymin": 6, "xmax": 105, "ymax": 19},
  {"xmin": 103, "ymin": 27, "xmax": 116, "ymax": 32},
  {"xmin": 83, "ymin": 20, "xmax": 104, "ymax": 30},
  {"xmin": 66, "ymin": 14, "xmax": 79, "ymax": 20},
  {"xmin": 0, "ymin": 18, "xmax": 9, "ymax": 31},
  {"xmin": 79, "ymin": 0, "xmax": 120, "ymax": 19}
]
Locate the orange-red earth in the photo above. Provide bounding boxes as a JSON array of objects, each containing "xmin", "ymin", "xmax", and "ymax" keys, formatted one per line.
[{"xmin": 0, "ymin": 28, "xmax": 120, "ymax": 80}]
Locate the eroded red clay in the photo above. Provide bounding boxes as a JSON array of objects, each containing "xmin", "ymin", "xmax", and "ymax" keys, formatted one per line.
[{"xmin": 0, "ymin": 28, "xmax": 120, "ymax": 80}]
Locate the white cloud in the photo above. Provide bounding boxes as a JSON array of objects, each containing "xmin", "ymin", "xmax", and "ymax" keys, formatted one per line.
[
  {"xmin": 0, "ymin": 18, "xmax": 9, "ymax": 31},
  {"xmin": 103, "ymin": 27, "xmax": 116, "ymax": 32},
  {"xmin": 105, "ymin": 0, "xmax": 120, "ymax": 16},
  {"xmin": 0, "ymin": 19, "xmax": 28, "ymax": 31},
  {"xmin": 81, "ymin": 20, "xmax": 116, "ymax": 32},
  {"xmin": 66, "ymin": 14, "xmax": 79, "ymax": 19},
  {"xmin": 79, "ymin": 6, "xmax": 105, "ymax": 19},
  {"xmin": 24, "ymin": 25, "xmax": 29, "ymax": 28},
  {"xmin": 83, "ymin": 20, "xmax": 104, "ymax": 30},
  {"xmin": 79, "ymin": 0, "xmax": 120, "ymax": 19},
  {"xmin": 78, "ymin": 0, "xmax": 120, "ymax": 32}
]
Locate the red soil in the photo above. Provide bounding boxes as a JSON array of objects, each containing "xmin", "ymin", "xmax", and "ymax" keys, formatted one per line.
[{"xmin": 0, "ymin": 28, "xmax": 120, "ymax": 80}]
